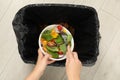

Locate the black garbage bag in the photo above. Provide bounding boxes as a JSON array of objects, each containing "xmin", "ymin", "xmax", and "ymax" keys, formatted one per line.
[{"xmin": 12, "ymin": 4, "xmax": 100, "ymax": 66}]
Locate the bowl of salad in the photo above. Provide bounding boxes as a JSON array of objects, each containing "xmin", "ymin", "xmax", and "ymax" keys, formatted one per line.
[{"xmin": 39, "ymin": 24, "xmax": 74, "ymax": 61}]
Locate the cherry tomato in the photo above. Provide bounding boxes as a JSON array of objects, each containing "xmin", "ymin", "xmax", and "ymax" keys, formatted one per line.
[
  {"xmin": 58, "ymin": 51, "xmax": 63, "ymax": 55},
  {"xmin": 57, "ymin": 25, "xmax": 63, "ymax": 31}
]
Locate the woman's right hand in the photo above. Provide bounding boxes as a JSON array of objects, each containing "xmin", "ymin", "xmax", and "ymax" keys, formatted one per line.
[{"xmin": 65, "ymin": 46, "xmax": 82, "ymax": 80}]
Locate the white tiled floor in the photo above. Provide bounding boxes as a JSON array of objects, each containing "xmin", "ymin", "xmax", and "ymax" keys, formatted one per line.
[{"xmin": 0, "ymin": 0, "xmax": 120, "ymax": 80}]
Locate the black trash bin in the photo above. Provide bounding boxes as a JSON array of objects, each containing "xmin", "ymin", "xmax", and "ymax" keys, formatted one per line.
[{"xmin": 12, "ymin": 4, "xmax": 100, "ymax": 66}]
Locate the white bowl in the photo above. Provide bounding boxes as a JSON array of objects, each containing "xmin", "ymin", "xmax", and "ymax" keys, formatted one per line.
[{"xmin": 39, "ymin": 24, "xmax": 74, "ymax": 61}]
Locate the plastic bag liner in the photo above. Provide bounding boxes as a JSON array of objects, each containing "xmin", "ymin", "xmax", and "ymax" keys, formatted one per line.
[{"xmin": 12, "ymin": 4, "xmax": 100, "ymax": 67}]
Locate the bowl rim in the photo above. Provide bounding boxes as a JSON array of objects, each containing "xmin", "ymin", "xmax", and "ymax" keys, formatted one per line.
[{"xmin": 38, "ymin": 24, "xmax": 74, "ymax": 61}]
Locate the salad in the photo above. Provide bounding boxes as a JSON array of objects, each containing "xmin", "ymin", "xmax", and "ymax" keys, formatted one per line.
[{"xmin": 40, "ymin": 25, "xmax": 73, "ymax": 58}]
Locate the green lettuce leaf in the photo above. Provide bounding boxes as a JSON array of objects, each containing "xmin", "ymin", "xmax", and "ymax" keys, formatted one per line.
[
  {"xmin": 55, "ymin": 34, "xmax": 64, "ymax": 45},
  {"xmin": 42, "ymin": 30, "xmax": 53, "ymax": 41},
  {"xmin": 59, "ymin": 43, "xmax": 67, "ymax": 54},
  {"xmin": 46, "ymin": 45, "xmax": 59, "ymax": 52}
]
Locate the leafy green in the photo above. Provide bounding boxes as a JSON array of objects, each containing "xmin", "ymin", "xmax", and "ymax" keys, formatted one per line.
[
  {"xmin": 47, "ymin": 49, "xmax": 59, "ymax": 58},
  {"xmin": 42, "ymin": 30, "xmax": 53, "ymax": 41},
  {"xmin": 67, "ymin": 35, "xmax": 72, "ymax": 43},
  {"xmin": 59, "ymin": 43, "xmax": 67, "ymax": 54},
  {"xmin": 46, "ymin": 45, "xmax": 59, "ymax": 52},
  {"xmin": 55, "ymin": 34, "xmax": 64, "ymax": 45}
]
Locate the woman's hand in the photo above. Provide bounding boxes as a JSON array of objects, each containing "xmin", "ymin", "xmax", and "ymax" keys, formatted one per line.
[
  {"xmin": 66, "ymin": 46, "xmax": 82, "ymax": 80},
  {"xmin": 36, "ymin": 49, "xmax": 55, "ymax": 74},
  {"xmin": 26, "ymin": 49, "xmax": 55, "ymax": 80}
]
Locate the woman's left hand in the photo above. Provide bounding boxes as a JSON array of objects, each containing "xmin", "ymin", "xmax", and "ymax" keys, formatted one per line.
[
  {"xmin": 36, "ymin": 49, "xmax": 55, "ymax": 74},
  {"xmin": 26, "ymin": 49, "xmax": 55, "ymax": 80}
]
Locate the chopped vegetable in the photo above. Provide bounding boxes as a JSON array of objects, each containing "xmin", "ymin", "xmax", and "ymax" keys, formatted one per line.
[
  {"xmin": 59, "ymin": 43, "xmax": 67, "ymax": 54},
  {"xmin": 42, "ymin": 30, "xmax": 53, "ymax": 41},
  {"xmin": 46, "ymin": 45, "xmax": 59, "ymax": 52},
  {"xmin": 57, "ymin": 25, "xmax": 63, "ymax": 31},
  {"xmin": 51, "ymin": 29, "xmax": 58, "ymax": 38},
  {"xmin": 47, "ymin": 50, "xmax": 59, "ymax": 58},
  {"xmin": 67, "ymin": 35, "xmax": 72, "ymax": 44},
  {"xmin": 47, "ymin": 41, "xmax": 56, "ymax": 47},
  {"xmin": 43, "ymin": 47, "xmax": 47, "ymax": 52},
  {"xmin": 62, "ymin": 28, "xmax": 66, "ymax": 33},
  {"xmin": 55, "ymin": 34, "xmax": 64, "ymax": 45},
  {"xmin": 58, "ymin": 51, "xmax": 63, "ymax": 55}
]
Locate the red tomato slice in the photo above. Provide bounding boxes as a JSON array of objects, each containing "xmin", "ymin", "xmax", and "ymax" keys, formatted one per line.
[{"xmin": 58, "ymin": 51, "xmax": 63, "ymax": 55}]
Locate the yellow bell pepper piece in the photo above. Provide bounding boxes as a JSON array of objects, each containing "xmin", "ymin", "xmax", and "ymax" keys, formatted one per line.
[
  {"xmin": 43, "ymin": 40, "xmax": 47, "ymax": 46},
  {"xmin": 51, "ymin": 29, "xmax": 58, "ymax": 38},
  {"xmin": 62, "ymin": 28, "xmax": 66, "ymax": 33},
  {"xmin": 41, "ymin": 38, "xmax": 47, "ymax": 46},
  {"xmin": 43, "ymin": 46, "xmax": 47, "ymax": 52}
]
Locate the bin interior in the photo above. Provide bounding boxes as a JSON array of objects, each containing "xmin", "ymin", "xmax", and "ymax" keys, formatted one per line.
[{"xmin": 13, "ymin": 4, "xmax": 99, "ymax": 66}]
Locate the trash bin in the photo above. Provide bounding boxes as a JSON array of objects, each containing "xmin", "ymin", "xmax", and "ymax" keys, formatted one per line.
[{"xmin": 12, "ymin": 4, "xmax": 100, "ymax": 66}]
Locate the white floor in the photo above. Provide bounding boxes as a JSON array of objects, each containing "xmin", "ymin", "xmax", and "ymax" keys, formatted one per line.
[{"xmin": 0, "ymin": 0, "xmax": 120, "ymax": 80}]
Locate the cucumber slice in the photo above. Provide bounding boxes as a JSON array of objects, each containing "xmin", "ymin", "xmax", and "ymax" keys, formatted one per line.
[
  {"xmin": 59, "ymin": 43, "xmax": 67, "ymax": 54},
  {"xmin": 47, "ymin": 50, "xmax": 59, "ymax": 58},
  {"xmin": 46, "ymin": 45, "xmax": 59, "ymax": 52}
]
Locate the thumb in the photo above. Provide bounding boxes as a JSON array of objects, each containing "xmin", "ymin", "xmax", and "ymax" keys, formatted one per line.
[{"xmin": 43, "ymin": 54, "xmax": 50, "ymax": 61}]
